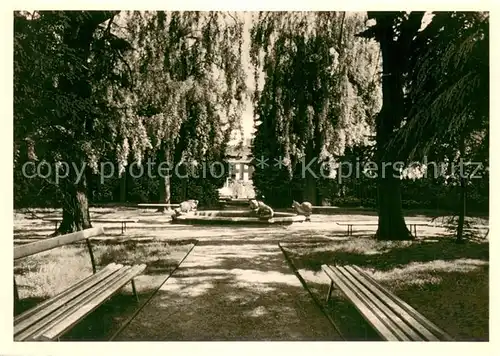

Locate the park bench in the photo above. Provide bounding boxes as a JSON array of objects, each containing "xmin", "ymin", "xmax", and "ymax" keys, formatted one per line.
[
  {"xmin": 43, "ymin": 218, "xmax": 138, "ymax": 234},
  {"xmin": 14, "ymin": 227, "xmax": 146, "ymax": 341},
  {"xmin": 321, "ymin": 264, "xmax": 453, "ymax": 341},
  {"xmin": 336, "ymin": 222, "xmax": 429, "ymax": 238},
  {"xmin": 137, "ymin": 203, "xmax": 180, "ymax": 209}
]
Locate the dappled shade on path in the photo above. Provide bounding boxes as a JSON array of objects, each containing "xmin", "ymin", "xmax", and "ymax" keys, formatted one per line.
[{"xmin": 115, "ymin": 242, "xmax": 341, "ymax": 341}]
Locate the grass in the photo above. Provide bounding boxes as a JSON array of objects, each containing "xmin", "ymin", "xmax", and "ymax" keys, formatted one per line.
[
  {"xmin": 14, "ymin": 239, "xmax": 194, "ymax": 341},
  {"xmin": 281, "ymin": 235, "xmax": 489, "ymax": 341}
]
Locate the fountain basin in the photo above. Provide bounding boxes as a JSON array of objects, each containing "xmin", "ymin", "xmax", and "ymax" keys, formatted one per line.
[{"xmin": 171, "ymin": 210, "xmax": 306, "ymax": 226}]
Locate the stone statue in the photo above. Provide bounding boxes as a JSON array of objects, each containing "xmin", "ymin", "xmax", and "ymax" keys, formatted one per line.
[
  {"xmin": 174, "ymin": 199, "xmax": 199, "ymax": 216},
  {"xmin": 249, "ymin": 199, "xmax": 259, "ymax": 212},
  {"xmin": 292, "ymin": 200, "xmax": 313, "ymax": 221},
  {"xmin": 248, "ymin": 199, "xmax": 274, "ymax": 220}
]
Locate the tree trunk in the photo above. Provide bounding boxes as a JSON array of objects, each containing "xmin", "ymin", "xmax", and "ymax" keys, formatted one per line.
[
  {"xmin": 376, "ymin": 170, "xmax": 410, "ymax": 240},
  {"xmin": 302, "ymin": 141, "xmax": 319, "ymax": 205},
  {"xmin": 157, "ymin": 174, "xmax": 171, "ymax": 213},
  {"xmin": 456, "ymin": 176, "xmax": 467, "ymax": 243},
  {"xmin": 182, "ymin": 178, "xmax": 188, "ymax": 201},
  {"xmin": 371, "ymin": 13, "xmax": 416, "ymax": 240},
  {"xmin": 56, "ymin": 12, "xmax": 116, "ymax": 233},
  {"xmin": 58, "ymin": 169, "xmax": 92, "ymax": 234},
  {"xmin": 119, "ymin": 171, "xmax": 127, "ymax": 203},
  {"xmin": 303, "ymin": 173, "xmax": 318, "ymax": 205},
  {"xmin": 157, "ymin": 146, "xmax": 172, "ymax": 212},
  {"xmin": 456, "ymin": 135, "xmax": 467, "ymax": 243}
]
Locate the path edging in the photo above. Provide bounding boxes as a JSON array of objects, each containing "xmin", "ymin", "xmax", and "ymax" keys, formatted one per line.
[
  {"xmin": 278, "ymin": 241, "xmax": 345, "ymax": 341},
  {"xmin": 109, "ymin": 240, "xmax": 199, "ymax": 340}
]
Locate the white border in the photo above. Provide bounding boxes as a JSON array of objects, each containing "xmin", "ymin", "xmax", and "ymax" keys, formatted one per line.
[{"xmin": 1, "ymin": 1, "xmax": 496, "ymax": 355}]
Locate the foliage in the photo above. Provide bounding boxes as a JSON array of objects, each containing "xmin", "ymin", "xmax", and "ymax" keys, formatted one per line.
[
  {"xmin": 107, "ymin": 11, "xmax": 247, "ymax": 172},
  {"xmin": 398, "ymin": 12, "xmax": 489, "ymax": 162},
  {"xmin": 250, "ymin": 12, "xmax": 381, "ymax": 207},
  {"xmin": 14, "ymin": 11, "xmax": 248, "ymax": 213},
  {"xmin": 14, "ymin": 11, "xmax": 132, "ymax": 172}
]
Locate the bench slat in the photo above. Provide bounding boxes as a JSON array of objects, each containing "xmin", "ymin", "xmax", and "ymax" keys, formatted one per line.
[
  {"xmin": 33, "ymin": 264, "xmax": 146, "ymax": 341},
  {"xmin": 14, "ymin": 227, "xmax": 105, "ymax": 260},
  {"xmin": 93, "ymin": 219, "xmax": 138, "ymax": 223},
  {"xmin": 344, "ymin": 266, "xmax": 439, "ymax": 341},
  {"xmin": 326, "ymin": 265, "xmax": 412, "ymax": 341},
  {"xmin": 137, "ymin": 203, "xmax": 179, "ymax": 207},
  {"xmin": 14, "ymin": 264, "xmax": 126, "ymax": 340},
  {"xmin": 336, "ymin": 266, "xmax": 423, "ymax": 341},
  {"xmin": 352, "ymin": 266, "xmax": 454, "ymax": 341},
  {"xmin": 43, "ymin": 218, "xmax": 137, "ymax": 223},
  {"xmin": 336, "ymin": 223, "xmax": 377, "ymax": 226},
  {"xmin": 18, "ymin": 265, "xmax": 144, "ymax": 341},
  {"xmin": 321, "ymin": 265, "xmax": 399, "ymax": 341},
  {"xmin": 23, "ymin": 265, "xmax": 136, "ymax": 341},
  {"xmin": 14, "ymin": 263, "xmax": 121, "ymax": 327}
]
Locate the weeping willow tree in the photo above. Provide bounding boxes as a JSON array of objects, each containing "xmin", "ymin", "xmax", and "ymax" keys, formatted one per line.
[
  {"xmin": 14, "ymin": 10, "xmax": 247, "ymax": 232},
  {"xmin": 250, "ymin": 12, "xmax": 381, "ymax": 207},
  {"xmin": 14, "ymin": 11, "xmax": 134, "ymax": 233},
  {"xmin": 391, "ymin": 12, "xmax": 489, "ymax": 242},
  {"xmin": 109, "ymin": 11, "xmax": 247, "ymax": 209}
]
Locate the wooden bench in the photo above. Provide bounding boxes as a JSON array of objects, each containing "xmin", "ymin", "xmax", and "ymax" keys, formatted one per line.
[
  {"xmin": 137, "ymin": 203, "xmax": 180, "ymax": 208},
  {"xmin": 321, "ymin": 264, "xmax": 453, "ymax": 341},
  {"xmin": 43, "ymin": 218, "xmax": 138, "ymax": 234},
  {"xmin": 14, "ymin": 227, "xmax": 146, "ymax": 341},
  {"xmin": 336, "ymin": 222, "xmax": 429, "ymax": 238}
]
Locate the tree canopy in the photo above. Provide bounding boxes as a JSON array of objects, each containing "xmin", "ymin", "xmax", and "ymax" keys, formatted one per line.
[{"xmin": 249, "ymin": 12, "xmax": 381, "ymax": 206}]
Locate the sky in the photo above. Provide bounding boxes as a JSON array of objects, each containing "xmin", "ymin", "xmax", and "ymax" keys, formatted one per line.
[{"xmin": 240, "ymin": 12, "xmax": 256, "ymax": 140}]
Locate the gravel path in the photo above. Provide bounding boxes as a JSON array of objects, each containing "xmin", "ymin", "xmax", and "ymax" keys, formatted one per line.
[{"xmin": 115, "ymin": 237, "xmax": 341, "ymax": 341}]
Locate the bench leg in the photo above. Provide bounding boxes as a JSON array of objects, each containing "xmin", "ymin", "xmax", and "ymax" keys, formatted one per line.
[
  {"xmin": 363, "ymin": 322, "xmax": 368, "ymax": 340},
  {"xmin": 14, "ymin": 277, "xmax": 20, "ymax": 313},
  {"xmin": 121, "ymin": 223, "xmax": 124, "ymax": 235},
  {"xmin": 131, "ymin": 279, "xmax": 139, "ymax": 303},
  {"xmin": 326, "ymin": 281, "xmax": 333, "ymax": 303},
  {"xmin": 86, "ymin": 239, "xmax": 97, "ymax": 274}
]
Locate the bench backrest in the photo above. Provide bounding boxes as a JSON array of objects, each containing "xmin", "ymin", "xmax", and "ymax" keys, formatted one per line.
[
  {"xmin": 14, "ymin": 227, "xmax": 105, "ymax": 260},
  {"xmin": 92, "ymin": 219, "xmax": 137, "ymax": 223}
]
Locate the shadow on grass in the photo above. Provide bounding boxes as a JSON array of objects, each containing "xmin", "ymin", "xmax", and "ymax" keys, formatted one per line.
[
  {"xmin": 61, "ymin": 291, "xmax": 154, "ymax": 341},
  {"xmin": 14, "ymin": 227, "xmax": 57, "ymax": 234},
  {"xmin": 282, "ymin": 236, "xmax": 489, "ymax": 341},
  {"xmin": 283, "ymin": 236, "xmax": 489, "ymax": 272},
  {"xmin": 14, "ymin": 296, "xmax": 46, "ymax": 316}
]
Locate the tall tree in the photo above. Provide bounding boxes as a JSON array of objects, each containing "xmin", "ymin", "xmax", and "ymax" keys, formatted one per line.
[
  {"xmin": 112, "ymin": 11, "xmax": 247, "ymax": 210},
  {"xmin": 393, "ymin": 12, "xmax": 489, "ymax": 242},
  {"xmin": 357, "ymin": 12, "xmax": 425, "ymax": 240},
  {"xmin": 14, "ymin": 11, "xmax": 133, "ymax": 233},
  {"xmin": 250, "ymin": 12, "xmax": 381, "ymax": 207}
]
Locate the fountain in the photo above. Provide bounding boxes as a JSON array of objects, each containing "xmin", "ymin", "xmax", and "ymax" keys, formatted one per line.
[{"xmin": 171, "ymin": 199, "xmax": 310, "ymax": 226}]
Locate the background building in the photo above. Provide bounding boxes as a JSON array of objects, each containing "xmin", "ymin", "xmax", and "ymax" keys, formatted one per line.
[{"xmin": 219, "ymin": 138, "xmax": 255, "ymax": 199}]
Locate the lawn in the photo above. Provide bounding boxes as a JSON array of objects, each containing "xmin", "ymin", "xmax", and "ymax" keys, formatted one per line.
[{"xmin": 281, "ymin": 235, "xmax": 489, "ymax": 341}]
